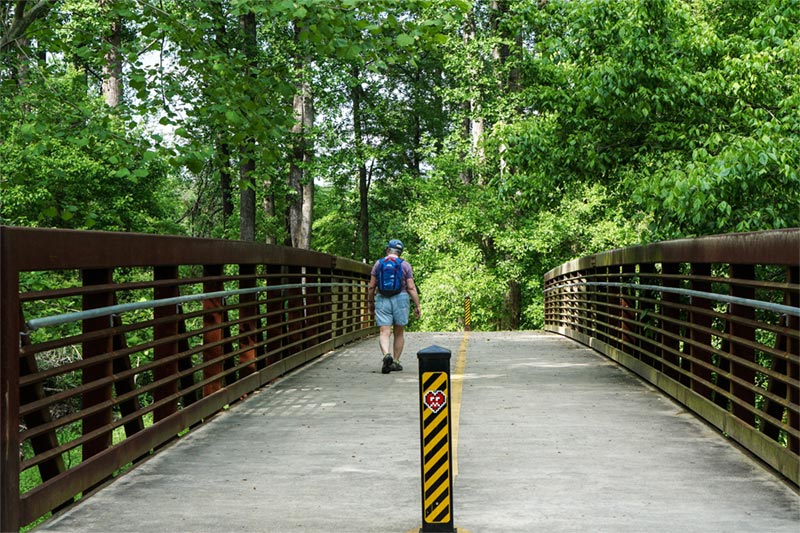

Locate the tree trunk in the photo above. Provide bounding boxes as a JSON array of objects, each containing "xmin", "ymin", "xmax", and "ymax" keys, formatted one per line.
[
  {"xmin": 287, "ymin": 21, "xmax": 314, "ymax": 250},
  {"xmin": 261, "ymin": 185, "xmax": 276, "ymax": 245},
  {"xmin": 212, "ymin": 4, "xmax": 233, "ymax": 232},
  {"xmin": 100, "ymin": 0, "xmax": 122, "ymax": 108},
  {"xmin": 288, "ymin": 88, "xmax": 314, "ymax": 249},
  {"xmin": 14, "ymin": 35, "xmax": 30, "ymax": 89},
  {"xmin": 352, "ymin": 67, "xmax": 369, "ymax": 261},
  {"xmin": 238, "ymin": 10, "xmax": 257, "ymax": 241},
  {"xmin": 460, "ymin": 7, "xmax": 484, "ymax": 183},
  {"xmin": 502, "ymin": 280, "xmax": 521, "ymax": 330},
  {"xmin": 491, "ymin": 0, "xmax": 523, "ymax": 329},
  {"xmin": 300, "ymin": 159, "xmax": 314, "ymax": 248}
]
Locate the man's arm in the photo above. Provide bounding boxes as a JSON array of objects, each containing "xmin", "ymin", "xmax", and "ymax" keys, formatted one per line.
[
  {"xmin": 367, "ymin": 275, "xmax": 377, "ymax": 309},
  {"xmin": 406, "ymin": 278, "xmax": 421, "ymax": 318}
]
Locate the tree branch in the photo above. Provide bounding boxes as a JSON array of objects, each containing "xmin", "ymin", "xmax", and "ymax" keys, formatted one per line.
[{"xmin": 0, "ymin": 0, "xmax": 58, "ymax": 54}]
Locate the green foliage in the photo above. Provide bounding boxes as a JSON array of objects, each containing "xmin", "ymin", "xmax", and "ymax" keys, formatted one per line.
[
  {"xmin": 2, "ymin": 0, "xmax": 797, "ymax": 332},
  {"xmin": 0, "ymin": 6, "xmax": 184, "ymax": 233}
]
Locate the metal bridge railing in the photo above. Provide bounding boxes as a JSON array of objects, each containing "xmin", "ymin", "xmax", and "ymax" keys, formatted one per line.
[
  {"xmin": 0, "ymin": 226, "xmax": 376, "ymax": 531},
  {"xmin": 544, "ymin": 229, "xmax": 799, "ymax": 486}
]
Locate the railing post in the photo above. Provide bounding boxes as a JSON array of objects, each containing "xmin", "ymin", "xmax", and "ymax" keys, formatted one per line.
[
  {"xmin": 638, "ymin": 263, "xmax": 658, "ymax": 369},
  {"xmin": 265, "ymin": 264, "xmax": 284, "ymax": 365},
  {"xmin": 286, "ymin": 265, "xmax": 305, "ymax": 354},
  {"xmin": 0, "ymin": 226, "xmax": 22, "ymax": 532},
  {"xmin": 787, "ymin": 266, "xmax": 800, "ymax": 454},
  {"xmin": 202, "ymin": 265, "xmax": 225, "ymax": 396},
  {"xmin": 660, "ymin": 263, "xmax": 685, "ymax": 385},
  {"xmin": 154, "ymin": 266, "xmax": 180, "ymax": 422},
  {"xmin": 19, "ymin": 313, "xmax": 67, "ymax": 489},
  {"xmin": 305, "ymin": 267, "xmax": 322, "ymax": 344},
  {"xmin": 597, "ymin": 266, "xmax": 611, "ymax": 343},
  {"xmin": 418, "ymin": 345, "xmax": 456, "ymax": 533},
  {"xmin": 332, "ymin": 269, "xmax": 343, "ymax": 344},
  {"xmin": 689, "ymin": 263, "xmax": 715, "ymax": 401},
  {"xmin": 238, "ymin": 264, "xmax": 259, "ymax": 377},
  {"xmin": 320, "ymin": 267, "xmax": 334, "ymax": 343},
  {"xmin": 728, "ymin": 265, "xmax": 757, "ymax": 427},
  {"xmin": 81, "ymin": 268, "xmax": 114, "ymax": 460},
  {"xmin": 620, "ymin": 265, "xmax": 636, "ymax": 354}
]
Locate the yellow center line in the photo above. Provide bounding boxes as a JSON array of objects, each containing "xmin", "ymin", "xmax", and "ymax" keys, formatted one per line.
[{"xmin": 450, "ymin": 330, "xmax": 469, "ymax": 478}]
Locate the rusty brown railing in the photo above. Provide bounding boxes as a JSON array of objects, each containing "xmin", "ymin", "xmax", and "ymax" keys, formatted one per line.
[
  {"xmin": 544, "ymin": 229, "xmax": 799, "ymax": 486},
  {"xmin": 0, "ymin": 226, "xmax": 376, "ymax": 531}
]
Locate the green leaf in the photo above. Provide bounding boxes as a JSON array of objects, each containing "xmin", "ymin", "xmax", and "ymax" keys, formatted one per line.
[
  {"xmin": 186, "ymin": 156, "xmax": 204, "ymax": 174},
  {"xmin": 396, "ymin": 33, "xmax": 415, "ymax": 47},
  {"xmin": 225, "ymin": 110, "xmax": 242, "ymax": 125}
]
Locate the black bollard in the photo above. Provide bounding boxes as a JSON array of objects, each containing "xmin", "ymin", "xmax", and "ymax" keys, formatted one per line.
[{"xmin": 417, "ymin": 345, "xmax": 456, "ymax": 533}]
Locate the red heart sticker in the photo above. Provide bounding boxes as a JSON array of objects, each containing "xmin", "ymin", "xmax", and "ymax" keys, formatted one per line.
[{"xmin": 424, "ymin": 390, "xmax": 447, "ymax": 414}]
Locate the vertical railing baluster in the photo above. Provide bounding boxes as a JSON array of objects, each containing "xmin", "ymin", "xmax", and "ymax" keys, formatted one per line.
[
  {"xmin": 18, "ymin": 309, "xmax": 67, "ymax": 503},
  {"xmin": 175, "ymin": 305, "xmax": 198, "ymax": 407},
  {"xmin": 332, "ymin": 270, "xmax": 343, "ymax": 344},
  {"xmin": 320, "ymin": 267, "xmax": 334, "ymax": 343},
  {"xmin": 0, "ymin": 227, "xmax": 22, "ymax": 533},
  {"xmin": 306, "ymin": 267, "xmax": 321, "ymax": 344},
  {"xmin": 620, "ymin": 265, "xmax": 636, "ymax": 355},
  {"xmin": 639, "ymin": 263, "xmax": 657, "ymax": 368},
  {"xmin": 238, "ymin": 264, "xmax": 258, "ymax": 379},
  {"xmin": 109, "ymin": 312, "xmax": 143, "ymax": 438},
  {"xmin": 729, "ymin": 265, "xmax": 757, "ymax": 427},
  {"xmin": 660, "ymin": 263, "xmax": 683, "ymax": 384},
  {"xmin": 787, "ymin": 266, "xmax": 799, "ymax": 454},
  {"xmin": 265, "ymin": 264, "xmax": 284, "ymax": 366},
  {"xmin": 202, "ymin": 265, "xmax": 225, "ymax": 397},
  {"xmin": 80, "ymin": 268, "xmax": 114, "ymax": 461},
  {"xmin": 286, "ymin": 265, "xmax": 304, "ymax": 355},
  {"xmin": 598, "ymin": 267, "xmax": 610, "ymax": 344},
  {"xmin": 689, "ymin": 263, "xmax": 715, "ymax": 401},
  {"xmin": 153, "ymin": 266, "xmax": 179, "ymax": 422}
]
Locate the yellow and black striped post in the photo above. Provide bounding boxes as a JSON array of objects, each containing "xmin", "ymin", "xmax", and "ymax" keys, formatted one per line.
[
  {"xmin": 417, "ymin": 345, "xmax": 456, "ymax": 533},
  {"xmin": 463, "ymin": 296, "xmax": 471, "ymax": 332}
]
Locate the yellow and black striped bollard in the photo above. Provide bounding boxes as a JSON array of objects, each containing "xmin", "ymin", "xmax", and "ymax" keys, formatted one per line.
[
  {"xmin": 464, "ymin": 296, "xmax": 471, "ymax": 332},
  {"xmin": 417, "ymin": 345, "xmax": 456, "ymax": 533}
]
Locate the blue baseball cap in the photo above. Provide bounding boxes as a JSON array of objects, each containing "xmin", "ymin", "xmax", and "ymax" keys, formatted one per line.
[{"xmin": 387, "ymin": 239, "xmax": 404, "ymax": 252}]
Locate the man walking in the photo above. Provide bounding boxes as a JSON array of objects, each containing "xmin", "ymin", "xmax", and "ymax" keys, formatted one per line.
[{"xmin": 367, "ymin": 239, "xmax": 421, "ymax": 374}]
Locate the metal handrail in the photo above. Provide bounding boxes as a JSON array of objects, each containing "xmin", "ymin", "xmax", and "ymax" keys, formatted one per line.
[
  {"xmin": 544, "ymin": 281, "xmax": 800, "ymax": 317},
  {"xmin": 25, "ymin": 282, "xmax": 362, "ymax": 331}
]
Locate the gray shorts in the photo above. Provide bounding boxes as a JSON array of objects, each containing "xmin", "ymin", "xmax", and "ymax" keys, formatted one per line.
[{"xmin": 375, "ymin": 292, "xmax": 410, "ymax": 326}]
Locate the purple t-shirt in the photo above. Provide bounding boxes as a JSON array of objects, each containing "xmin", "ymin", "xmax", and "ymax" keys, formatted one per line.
[{"xmin": 371, "ymin": 256, "xmax": 414, "ymax": 293}]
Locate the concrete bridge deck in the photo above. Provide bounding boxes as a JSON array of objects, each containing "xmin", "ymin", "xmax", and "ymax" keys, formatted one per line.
[{"xmin": 35, "ymin": 332, "xmax": 799, "ymax": 533}]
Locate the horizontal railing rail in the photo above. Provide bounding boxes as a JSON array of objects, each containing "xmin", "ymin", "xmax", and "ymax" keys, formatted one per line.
[
  {"xmin": 0, "ymin": 226, "xmax": 376, "ymax": 531},
  {"xmin": 544, "ymin": 229, "xmax": 800, "ymax": 486},
  {"xmin": 24, "ymin": 282, "xmax": 362, "ymax": 331}
]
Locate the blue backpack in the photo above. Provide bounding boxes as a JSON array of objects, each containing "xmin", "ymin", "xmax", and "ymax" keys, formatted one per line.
[{"xmin": 377, "ymin": 256, "xmax": 404, "ymax": 296}]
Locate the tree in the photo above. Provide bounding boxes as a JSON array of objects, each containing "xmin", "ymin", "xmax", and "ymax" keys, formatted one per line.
[
  {"xmin": 0, "ymin": 1, "xmax": 57, "ymax": 56},
  {"xmin": 238, "ymin": 7, "xmax": 257, "ymax": 242},
  {"xmin": 287, "ymin": 18, "xmax": 314, "ymax": 249},
  {"xmin": 99, "ymin": 0, "xmax": 122, "ymax": 107}
]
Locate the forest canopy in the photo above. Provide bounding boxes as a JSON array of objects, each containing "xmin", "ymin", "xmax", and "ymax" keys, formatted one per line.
[{"xmin": 1, "ymin": 0, "xmax": 798, "ymax": 331}]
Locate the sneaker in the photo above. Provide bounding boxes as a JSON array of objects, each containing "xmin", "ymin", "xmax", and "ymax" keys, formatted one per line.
[
  {"xmin": 390, "ymin": 360, "xmax": 403, "ymax": 372},
  {"xmin": 381, "ymin": 354, "xmax": 393, "ymax": 374}
]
